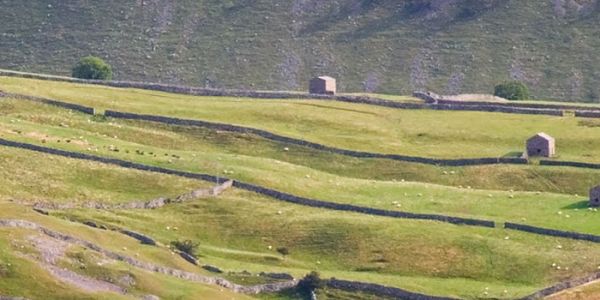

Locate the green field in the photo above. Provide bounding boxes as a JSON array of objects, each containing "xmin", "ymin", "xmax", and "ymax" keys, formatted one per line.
[
  {"xmin": 1, "ymin": 78, "xmax": 600, "ymax": 299},
  {"xmin": 4, "ymin": 76, "xmax": 600, "ymax": 163}
]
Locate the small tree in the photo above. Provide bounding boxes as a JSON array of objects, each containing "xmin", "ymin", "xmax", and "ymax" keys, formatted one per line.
[
  {"xmin": 171, "ymin": 240, "xmax": 200, "ymax": 257},
  {"xmin": 72, "ymin": 56, "xmax": 113, "ymax": 80},
  {"xmin": 276, "ymin": 247, "xmax": 289, "ymax": 257},
  {"xmin": 297, "ymin": 271, "xmax": 324, "ymax": 295},
  {"xmin": 494, "ymin": 81, "xmax": 530, "ymax": 100}
]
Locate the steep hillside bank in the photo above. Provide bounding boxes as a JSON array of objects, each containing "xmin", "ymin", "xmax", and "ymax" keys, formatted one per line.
[{"xmin": 1, "ymin": 0, "xmax": 599, "ymax": 101}]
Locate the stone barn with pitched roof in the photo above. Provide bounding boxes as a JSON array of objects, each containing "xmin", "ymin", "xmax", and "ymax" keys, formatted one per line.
[
  {"xmin": 590, "ymin": 186, "xmax": 600, "ymax": 207},
  {"xmin": 309, "ymin": 76, "xmax": 336, "ymax": 95},
  {"xmin": 526, "ymin": 133, "xmax": 555, "ymax": 157}
]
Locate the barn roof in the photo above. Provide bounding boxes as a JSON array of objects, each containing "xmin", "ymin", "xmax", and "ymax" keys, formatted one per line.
[
  {"xmin": 528, "ymin": 132, "xmax": 554, "ymax": 142},
  {"xmin": 317, "ymin": 76, "xmax": 335, "ymax": 81}
]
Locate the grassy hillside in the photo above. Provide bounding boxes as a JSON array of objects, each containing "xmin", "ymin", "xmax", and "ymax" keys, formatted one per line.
[
  {"xmin": 0, "ymin": 147, "xmax": 599, "ymax": 299},
  {"xmin": 1, "ymin": 1, "xmax": 600, "ymax": 101},
  {"xmin": 2, "ymin": 78, "xmax": 600, "ymax": 299},
  {"xmin": 4, "ymin": 76, "xmax": 600, "ymax": 162}
]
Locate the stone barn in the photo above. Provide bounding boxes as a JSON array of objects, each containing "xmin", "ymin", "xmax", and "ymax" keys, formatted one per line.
[
  {"xmin": 526, "ymin": 133, "xmax": 555, "ymax": 157},
  {"xmin": 590, "ymin": 186, "xmax": 600, "ymax": 207},
  {"xmin": 309, "ymin": 76, "xmax": 336, "ymax": 95}
]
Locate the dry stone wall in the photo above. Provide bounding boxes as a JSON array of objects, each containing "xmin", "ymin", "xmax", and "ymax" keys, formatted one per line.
[
  {"xmin": 104, "ymin": 110, "xmax": 528, "ymax": 167},
  {"xmin": 540, "ymin": 160, "xmax": 600, "ymax": 169},
  {"xmin": 0, "ymin": 138, "xmax": 496, "ymax": 228},
  {"xmin": 504, "ymin": 222, "xmax": 600, "ymax": 243},
  {"xmin": 519, "ymin": 272, "xmax": 600, "ymax": 300},
  {"xmin": 0, "ymin": 92, "xmax": 95, "ymax": 115},
  {"xmin": 430, "ymin": 103, "xmax": 564, "ymax": 116},
  {"xmin": 326, "ymin": 279, "xmax": 459, "ymax": 300},
  {"xmin": 0, "ymin": 91, "xmax": 529, "ymax": 168},
  {"xmin": 0, "ymin": 70, "xmax": 578, "ymax": 117},
  {"xmin": 575, "ymin": 110, "xmax": 600, "ymax": 118}
]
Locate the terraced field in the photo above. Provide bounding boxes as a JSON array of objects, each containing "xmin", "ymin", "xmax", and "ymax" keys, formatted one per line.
[{"xmin": 1, "ymin": 75, "xmax": 600, "ymax": 299}]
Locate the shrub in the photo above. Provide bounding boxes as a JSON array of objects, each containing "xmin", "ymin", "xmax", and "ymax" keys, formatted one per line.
[
  {"xmin": 72, "ymin": 56, "xmax": 113, "ymax": 80},
  {"xmin": 171, "ymin": 240, "xmax": 200, "ymax": 257},
  {"xmin": 494, "ymin": 81, "xmax": 530, "ymax": 100},
  {"xmin": 276, "ymin": 247, "xmax": 289, "ymax": 256},
  {"xmin": 298, "ymin": 271, "xmax": 324, "ymax": 294}
]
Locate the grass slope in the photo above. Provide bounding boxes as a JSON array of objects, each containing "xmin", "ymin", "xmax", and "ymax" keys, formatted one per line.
[
  {"xmin": 1, "ymin": 98, "xmax": 600, "ymax": 235},
  {"xmin": 1, "ymin": 1, "xmax": 600, "ymax": 101},
  {"xmin": 1, "ymin": 79, "xmax": 600, "ymax": 298},
  {"xmin": 4, "ymin": 77, "xmax": 600, "ymax": 162}
]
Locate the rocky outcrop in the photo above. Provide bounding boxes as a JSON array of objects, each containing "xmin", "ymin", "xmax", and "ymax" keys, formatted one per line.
[{"xmin": 0, "ymin": 219, "xmax": 298, "ymax": 294}]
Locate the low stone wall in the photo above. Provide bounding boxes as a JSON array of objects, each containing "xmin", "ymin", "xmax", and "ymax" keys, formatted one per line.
[
  {"xmin": 203, "ymin": 265, "xmax": 223, "ymax": 273},
  {"xmin": 232, "ymin": 181, "xmax": 495, "ymax": 228},
  {"xmin": 80, "ymin": 220, "xmax": 156, "ymax": 246},
  {"xmin": 0, "ymin": 69, "xmax": 422, "ymax": 107},
  {"xmin": 575, "ymin": 110, "xmax": 600, "ymax": 118},
  {"xmin": 540, "ymin": 160, "xmax": 600, "ymax": 169},
  {"xmin": 0, "ymin": 91, "xmax": 95, "ymax": 115},
  {"xmin": 0, "ymin": 91, "xmax": 529, "ymax": 168},
  {"xmin": 0, "ymin": 138, "xmax": 496, "ymax": 228},
  {"xmin": 429, "ymin": 103, "xmax": 564, "ymax": 116},
  {"xmin": 412, "ymin": 91, "xmax": 439, "ymax": 103},
  {"xmin": 178, "ymin": 252, "xmax": 198, "ymax": 265},
  {"xmin": 519, "ymin": 272, "xmax": 600, "ymax": 300},
  {"xmin": 0, "ymin": 70, "xmax": 579, "ymax": 117},
  {"xmin": 327, "ymin": 279, "xmax": 459, "ymax": 300},
  {"xmin": 119, "ymin": 229, "xmax": 157, "ymax": 246},
  {"xmin": 504, "ymin": 223, "xmax": 600, "ymax": 243},
  {"xmin": 0, "ymin": 91, "xmax": 555, "ymax": 168},
  {"xmin": 105, "ymin": 110, "xmax": 528, "ymax": 167}
]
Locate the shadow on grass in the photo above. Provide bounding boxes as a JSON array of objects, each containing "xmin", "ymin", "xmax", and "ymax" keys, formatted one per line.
[{"xmin": 562, "ymin": 201, "xmax": 590, "ymax": 210}]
